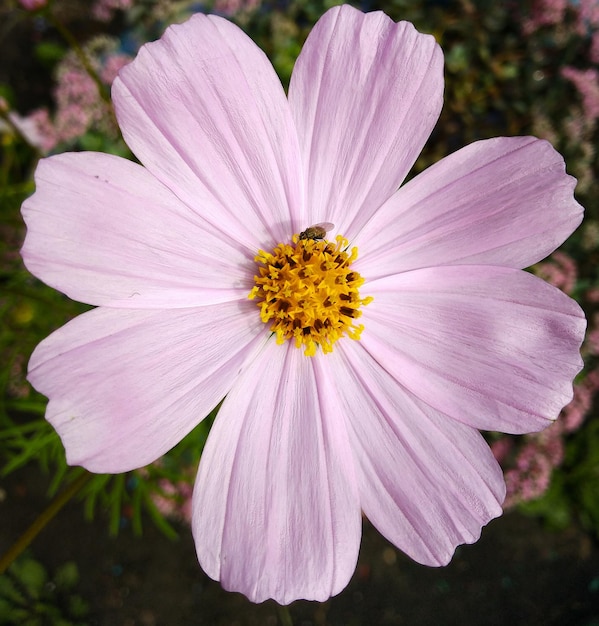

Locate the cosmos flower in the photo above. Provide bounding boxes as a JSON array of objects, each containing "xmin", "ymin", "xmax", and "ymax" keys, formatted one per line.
[{"xmin": 21, "ymin": 5, "xmax": 585, "ymax": 604}]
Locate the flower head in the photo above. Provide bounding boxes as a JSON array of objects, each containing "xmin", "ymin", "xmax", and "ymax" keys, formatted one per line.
[
  {"xmin": 19, "ymin": 0, "xmax": 47, "ymax": 11},
  {"xmin": 21, "ymin": 5, "xmax": 585, "ymax": 604}
]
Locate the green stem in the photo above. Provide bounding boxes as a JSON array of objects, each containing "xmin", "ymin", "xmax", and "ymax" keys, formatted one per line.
[
  {"xmin": 46, "ymin": 12, "xmax": 111, "ymax": 103},
  {"xmin": 0, "ymin": 471, "xmax": 92, "ymax": 574},
  {"xmin": 276, "ymin": 605, "xmax": 294, "ymax": 626}
]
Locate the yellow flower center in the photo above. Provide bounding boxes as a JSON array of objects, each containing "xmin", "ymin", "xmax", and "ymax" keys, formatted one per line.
[{"xmin": 248, "ymin": 233, "xmax": 373, "ymax": 356}]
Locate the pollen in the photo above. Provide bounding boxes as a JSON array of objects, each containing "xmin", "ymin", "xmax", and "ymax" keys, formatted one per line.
[{"xmin": 248, "ymin": 234, "xmax": 373, "ymax": 356}]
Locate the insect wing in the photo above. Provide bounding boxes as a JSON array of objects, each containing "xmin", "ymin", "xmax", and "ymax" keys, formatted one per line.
[{"xmin": 314, "ymin": 222, "xmax": 334, "ymax": 233}]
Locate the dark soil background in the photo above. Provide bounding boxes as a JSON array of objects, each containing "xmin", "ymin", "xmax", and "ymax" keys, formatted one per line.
[{"xmin": 2, "ymin": 465, "xmax": 599, "ymax": 626}]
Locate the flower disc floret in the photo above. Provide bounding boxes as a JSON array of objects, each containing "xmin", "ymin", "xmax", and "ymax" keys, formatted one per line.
[{"xmin": 248, "ymin": 234, "xmax": 373, "ymax": 356}]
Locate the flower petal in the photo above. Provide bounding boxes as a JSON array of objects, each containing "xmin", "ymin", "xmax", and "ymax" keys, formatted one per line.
[
  {"xmin": 331, "ymin": 342, "xmax": 505, "ymax": 566},
  {"xmin": 28, "ymin": 300, "xmax": 263, "ymax": 472},
  {"xmin": 355, "ymin": 137, "xmax": 583, "ymax": 277},
  {"xmin": 362, "ymin": 266, "xmax": 585, "ymax": 434},
  {"xmin": 193, "ymin": 341, "xmax": 361, "ymax": 604},
  {"xmin": 112, "ymin": 13, "xmax": 304, "ymax": 248},
  {"xmin": 22, "ymin": 152, "xmax": 253, "ymax": 308},
  {"xmin": 288, "ymin": 5, "xmax": 443, "ymax": 237}
]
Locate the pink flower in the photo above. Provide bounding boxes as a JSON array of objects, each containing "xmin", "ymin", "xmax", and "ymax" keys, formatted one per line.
[
  {"xmin": 491, "ymin": 437, "xmax": 513, "ymax": 464},
  {"xmin": 534, "ymin": 250, "xmax": 577, "ymax": 294},
  {"xmin": 21, "ymin": 6, "xmax": 586, "ymax": 604},
  {"xmin": 19, "ymin": 108, "xmax": 58, "ymax": 153},
  {"xmin": 100, "ymin": 54, "xmax": 131, "ymax": 85},
  {"xmin": 213, "ymin": 0, "xmax": 261, "ymax": 17},
  {"xmin": 0, "ymin": 106, "xmax": 52, "ymax": 151},
  {"xmin": 561, "ymin": 66, "xmax": 599, "ymax": 122},
  {"xmin": 504, "ymin": 443, "xmax": 554, "ymax": 506},
  {"xmin": 522, "ymin": 0, "xmax": 568, "ymax": 33},
  {"xmin": 19, "ymin": 0, "xmax": 47, "ymax": 10},
  {"xmin": 92, "ymin": 0, "xmax": 133, "ymax": 22}
]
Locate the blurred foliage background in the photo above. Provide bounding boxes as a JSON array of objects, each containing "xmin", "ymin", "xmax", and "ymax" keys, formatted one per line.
[{"xmin": 0, "ymin": 0, "xmax": 598, "ymax": 622}]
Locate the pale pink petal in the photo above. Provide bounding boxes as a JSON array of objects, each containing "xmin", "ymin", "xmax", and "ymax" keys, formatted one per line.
[
  {"xmin": 112, "ymin": 13, "xmax": 304, "ymax": 248},
  {"xmin": 22, "ymin": 152, "xmax": 253, "ymax": 308},
  {"xmin": 328, "ymin": 342, "xmax": 504, "ymax": 566},
  {"xmin": 362, "ymin": 266, "xmax": 585, "ymax": 434},
  {"xmin": 193, "ymin": 341, "xmax": 361, "ymax": 604},
  {"xmin": 28, "ymin": 300, "xmax": 264, "ymax": 472},
  {"xmin": 288, "ymin": 4, "xmax": 443, "ymax": 236},
  {"xmin": 355, "ymin": 137, "xmax": 583, "ymax": 277}
]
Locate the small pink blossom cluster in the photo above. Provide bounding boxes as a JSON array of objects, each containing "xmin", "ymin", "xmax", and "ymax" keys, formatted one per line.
[
  {"xmin": 0, "ymin": 97, "xmax": 49, "ymax": 151},
  {"xmin": 522, "ymin": 1, "xmax": 598, "ymax": 195},
  {"xmin": 21, "ymin": 41, "xmax": 131, "ymax": 153},
  {"xmin": 533, "ymin": 250, "xmax": 578, "ymax": 295},
  {"xmin": 492, "ymin": 252, "xmax": 598, "ymax": 508},
  {"xmin": 522, "ymin": 0, "xmax": 568, "ymax": 33},
  {"xmin": 54, "ymin": 69, "xmax": 106, "ymax": 143},
  {"xmin": 18, "ymin": 0, "xmax": 47, "ymax": 11},
  {"xmin": 561, "ymin": 67, "xmax": 599, "ymax": 123},
  {"xmin": 150, "ymin": 477, "xmax": 194, "ymax": 524},
  {"xmin": 562, "ymin": 371, "xmax": 599, "ymax": 432},
  {"xmin": 92, "ymin": 0, "xmax": 133, "ymax": 22},
  {"xmin": 498, "ymin": 373, "xmax": 599, "ymax": 508},
  {"xmin": 578, "ymin": 0, "xmax": 599, "ymax": 35},
  {"xmin": 501, "ymin": 440, "xmax": 555, "ymax": 507},
  {"xmin": 212, "ymin": 0, "xmax": 261, "ymax": 17},
  {"xmin": 523, "ymin": 0, "xmax": 599, "ymax": 41},
  {"xmin": 142, "ymin": 465, "xmax": 194, "ymax": 524}
]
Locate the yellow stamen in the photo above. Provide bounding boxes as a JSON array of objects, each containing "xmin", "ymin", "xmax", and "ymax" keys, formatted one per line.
[{"xmin": 248, "ymin": 234, "xmax": 373, "ymax": 356}]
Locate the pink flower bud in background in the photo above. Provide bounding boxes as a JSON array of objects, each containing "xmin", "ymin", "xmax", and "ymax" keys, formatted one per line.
[{"xmin": 19, "ymin": 0, "xmax": 47, "ymax": 11}]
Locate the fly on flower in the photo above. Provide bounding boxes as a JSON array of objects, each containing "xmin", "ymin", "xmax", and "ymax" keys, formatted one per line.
[
  {"xmin": 21, "ymin": 4, "xmax": 585, "ymax": 607},
  {"xmin": 299, "ymin": 222, "xmax": 335, "ymax": 241}
]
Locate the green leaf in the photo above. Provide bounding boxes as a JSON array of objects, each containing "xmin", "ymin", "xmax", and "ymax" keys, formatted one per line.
[
  {"xmin": 34, "ymin": 41, "xmax": 66, "ymax": 66},
  {"xmin": 66, "ymin": 594, "xmax": 88, "ymax": 619},
  {"xmin": 10, "ymin": 560, "xmax": 47, "ymax": 600},
  {"xmin": 0, "ymin": 574, "xmax": 25, "ymax": 606},
  {"xmin": 52, "ymin": 563, "xmax": 79, "ymax": 591}
]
